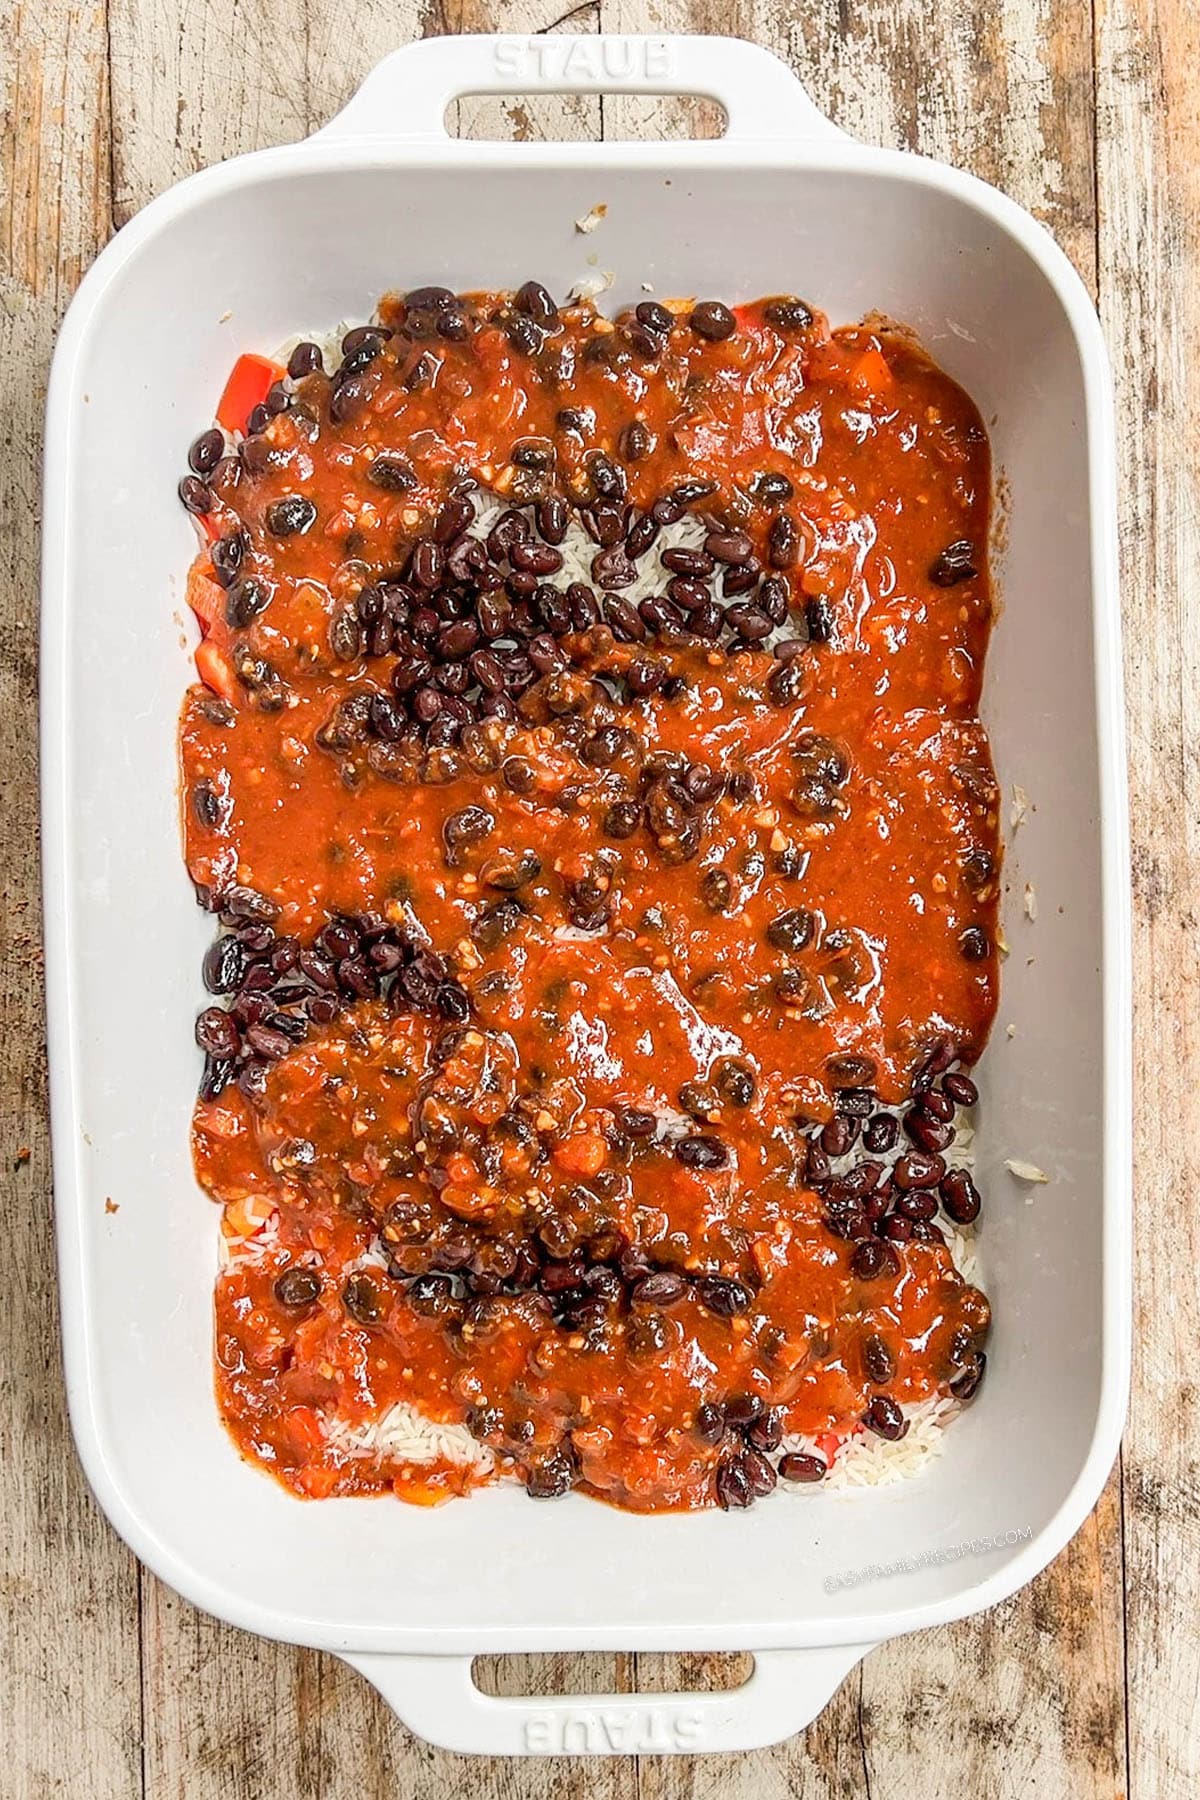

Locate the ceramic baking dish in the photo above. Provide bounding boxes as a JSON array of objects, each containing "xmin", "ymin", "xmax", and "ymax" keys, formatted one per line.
[{"xmin": 42, "ymin": 33, "xmax": 1130, "ymax": 1756}]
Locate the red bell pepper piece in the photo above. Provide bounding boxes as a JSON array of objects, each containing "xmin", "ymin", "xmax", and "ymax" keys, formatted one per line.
[
  {"xmin": 194, "ymin": 639, "xmax": 238, "ymax": 704},
  {"xmin": 216, "ymin": 353, "xmax": 285, "ymax": 435}
]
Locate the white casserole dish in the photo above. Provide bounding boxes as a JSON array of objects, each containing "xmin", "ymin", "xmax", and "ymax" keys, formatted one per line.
[{"xmin": 42, "ymin": 33, "xmax": 1131, "ymax": 1756}]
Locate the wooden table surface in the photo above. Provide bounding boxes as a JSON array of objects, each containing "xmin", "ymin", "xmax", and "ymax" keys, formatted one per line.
[{"xmin": 3, "ymin": 0, "xmax": 1193, "ymax": 1792}]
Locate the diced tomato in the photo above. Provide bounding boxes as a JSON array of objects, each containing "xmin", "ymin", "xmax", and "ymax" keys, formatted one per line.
[
  {"xmin": 815, "ymin": 1432, "xmax": 841, "ymax": 1463},
  {"xmin": 187, "ymin": 566, "xmax": 224, "ymax": 635},
  {"xmin": 194, "ymin": 638, "xmax": 237, "ymax": 704},
  {"xmin": 849, "ymin": 346, "xmax": 894, "ymax": 399},
  {"xmin": 216, "ymin": 353, "xmax": 285, "ymax": 435},
  {"xmin": 553, "ymin": 1130, "xmax": 608, "ymax": 1179}
]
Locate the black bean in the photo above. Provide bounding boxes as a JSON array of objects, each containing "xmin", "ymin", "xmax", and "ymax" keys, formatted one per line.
[
  {"xmin": 602, "ymin": 595, "xmax": 645, "ymax": 643},
  {"xmin": 442, "ymin": 806, "xmax": 494, "ymax": 863},
  {"xmin": 178, "ymin": 474, "xmax": 212, "ymax": 515},
  {"xmin": 626, "ymin": 304, "xmax": 667, "ymax": 339},
  {"xmin": 930, "ymin": 539, "xmax": 978, "ymax": 586},
  {"xmin": 287, "ymin": 340, "xmax": 323, "ymax": 379},
  {"xmin": 515, "ymin": 280, "xmax": 558, "ymax": 324},
  {"xmin": 623, "ymin": 319, "xmax": 666, "ymax": 359},
  {"xmin": 700, "ymin": 867, "xmax": 735, "ymax": 913},
  {"xmin": 768, "ymin": 513, "xmax": 798, "ymax": 569},
  {"xmin": 742, "ymin": 1448, "xmax": 777, "ymax": 1496},
  {"xmin": 188, "ymin": 427, "xmax": 225, "ymax": 475},
  {"xmin": 696, "ymin": 1275, "xmax": 752, "ymax": 1317},
  {"xmin": 940, "ymin": 1167, "xmax": 982, "ymax": 1223},
  {"xmin": 863, "ymin": 1332, "xmax": 896, "ymax": 1384},
  {"xmin": 222, "ymin": 884, "xmax": 280, "ymax": 923},
  {"xmin": 511, "ymin": 540, "xmax": 564, "ymax": 577},
  {"xmin": 695, "ymin": 1402, "xmax": 726, "ymax": 1443},
  {"xmin": 864, "ymin": 1394, "xmax": 909, "ymax": 1440},
  {"xmin": 209, "ymin": 531, "xmax": 246, "ymax": 587},
  {"xmin": 639, "ymin": 594, "xmax": 687, "ymax": 634},
  {"xmin": 715, "ymin": 1456, "xmax": 754, "ymax": 1509},
  {"xmin": 893, "ymin": 1189, "xmax": 938, "ymax": 1223},
  {"xmin": 759, "ymin": 576, "xmax": 790, "ymax": 624},
  {"xmin": 779, "ymin": 1451, "xmax": 826, "ymax": 1482},
  {"xmin": 705, "ymin": 528, "xmax": 753, "ymax": 565},
  {"xmin": 588, "ymin": 452, "xmax": 625, "ymax": 500},
  {"xmin": 805, "ymin": 595, "xmax": 834, "ymax": 642},
  {"xmin": 719, "ymin": 1394, "xmax": 760, "ymax": 1431},
  {"xmin": 659, "ymin": 548, "xmax": 711, "ymax": 581},
  {"xmin": 916, "ymin": 1089, "xmax": 954, "ymax": 1127},
  {"xmin": 764, "ymin": 296, "xmax": 814, "ymax": 332},
  {"xmin": 894, "ymin": 1150, "xmax": 946, "ymax": 1191},
  {"xmin": 504, "ymin": 312, "xmax": 543, "ymax": 356},
  {"xmin": 690, "ymin": 300, "xmax": 736, "ymax": 341},
  {"xmin": 619, "ymin": 420, "xmax": 654, "ymax": 463},
  {"xmin": 626, "ymin": 514, "xmax": 660, "ymax": 561},
  {"xmin": 851, "ymin": 1238, "xmax": 899, "ymax": 1281},
  {"xmin": 327, "ymin": 607, "xmax": 362, "ymax": 661},
  {"xmin": 275, "ymin": 1267, "xmax": 321, "ymax": 1309},
  {"xmin": 950, "ymin": 1353, "xmax": 987, "ymax": 1402},
  {"xmin": 525, "ymin": 1451, "xmax": 576, "ymax": 1499},
  {"xmin": 904, "ymin": 1110, "xmax": 955, "ymax": 1154},
  {"xmin": 412, "ymin": 684, "xmax": 443, "ymax": 723},
  {"xmin": 224, "ymin": 577, "xmax": 271, "ymax": 630},
  {"xmin": 863, "ymin": 1112, "xmax": 899, "ymax": 1154},
  {"xmin": 202, "ymin": 935, "xmax": 246, "ymax": 995},
  {"xmin": 633, "ymin": 1270, "xmax": 687, "ymax": 1306},
  {"xmin": 746, "ymin": 1409, "xmax": 783, "ymax": 1453},
  {"xmin": 703, "ymin": 1060, "xmax": 751, "ymax": 1113},
  {"xmin": 266, "ymin": 495, "xmax": 316, "ymax": 536},
  {"xmin": 511, "ymin": 435, "xmax": 556, "ymax": 472},
  {"xmin": 403, "ymin": 351, "xmax": 438, "ymax": 392},
  {"xmin": 244, "ymin": 1022, "xmax": 292, "ymax": 1061},
  {"xmin": 191, "ymin": 780, "xmax": 227, "ymax": 830},
  {"xmin": 816, "ymin": 1108, "xmax": 852, "ymax": 1166},
  {"xmin": 596, "ymin": 797, "xmax": 637, "ymax": 840},
  {"xmin": 723, "ymin": 565, "xmax": 761, "ymax": 600},
  {"xmin": 725, "ymin": 602, "xmax": 772, "ymax": 639},
  {"xmin": 245, "ymin": 402, "xmax": 270, "ymax": 435},
  {"xmin": 765, "ymin": 908, "xmax": 813, "ymax": 952},
  {"xmin": 528, "ymin": 493, "xmax": 565, "ymax": 545},
  {"xmin": 942, "ymin": 1071, "xmax": 979, "ymax": 1107},
  {"xmin": 676, "ymin": 1130, "xmax": 734, "ymax": 1173},
  {"xmin": 768, "ymin": 660, "xmax": 805, "ymax": 706},
  {"xmin": 752, "ymin": 470, "xmax": 795, "ymax": 505},
  {"xmin": 343, "ymin": 1271, "xmax": 384, "ymax": 1325},
  {"xmin": 195, "ymin": 1007, "xmax": 239, "ymax": 1058}
]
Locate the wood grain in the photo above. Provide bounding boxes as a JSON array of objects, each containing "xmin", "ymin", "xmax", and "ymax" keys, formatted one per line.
[
  {"xmin": 2, "ymin": 0, "xmax": 1185, "ymax": 1790},
  {"xmin": 1, "ymin": 5, "xmax": 144, "ymax": 1798},
  {"xmin": 1097, "ymin": 0, "xmax": 1200, "ymax": 1795}
]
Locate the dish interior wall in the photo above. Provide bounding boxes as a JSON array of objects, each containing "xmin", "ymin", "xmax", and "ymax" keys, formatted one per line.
[{"xmin": 57, "ymin": 156, "xmax": 1104, "ymax": 1643}]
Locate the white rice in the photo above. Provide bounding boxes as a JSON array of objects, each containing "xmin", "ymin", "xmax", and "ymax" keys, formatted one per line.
[
  {"xmin": 237, "ymin": 323, "xmax": 988, "ymax": 1494},
  {"xmin": 323, "ymin": 1401, "xmax": 496, "ymax": 1474}
]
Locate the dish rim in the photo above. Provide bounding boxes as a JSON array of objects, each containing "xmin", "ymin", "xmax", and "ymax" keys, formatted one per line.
[{"xmin": 42, "ymin": 101, "xmax": 1131, "ymax": 1656}]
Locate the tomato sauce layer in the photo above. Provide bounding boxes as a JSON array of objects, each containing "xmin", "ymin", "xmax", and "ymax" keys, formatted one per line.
[{"xmin": 180, "ymin": 287, "xmax": 999, "ymax": 1511}]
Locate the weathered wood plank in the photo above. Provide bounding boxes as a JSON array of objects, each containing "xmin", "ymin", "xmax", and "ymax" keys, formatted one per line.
[
  {"xmin": 0, "ymin": 3, "xmax": 145, "ymax": 1797},
  {"xmin": 1096, "ymin": 1, "xmax": 1200, "ymax": 1795}
]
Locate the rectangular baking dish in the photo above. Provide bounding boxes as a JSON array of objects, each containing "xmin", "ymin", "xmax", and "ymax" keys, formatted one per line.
[{"xmin": 42, "ymin": 33, "xmax": 1131, "ymax": 1756}]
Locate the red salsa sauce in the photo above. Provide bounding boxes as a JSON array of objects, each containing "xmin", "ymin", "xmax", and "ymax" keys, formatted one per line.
[{"xmin": 179, "ymin": 285, "xmax": 999, "ymax": 1511}]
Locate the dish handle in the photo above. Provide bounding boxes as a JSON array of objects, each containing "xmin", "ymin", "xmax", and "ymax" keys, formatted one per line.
[
  {"xmin": 314, "ymin": 34, "xmax": 848, "ymax": 147},
  {"xmin": 339, "ymin": 1643, "xmax": 872, "ymax": 1755}
]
